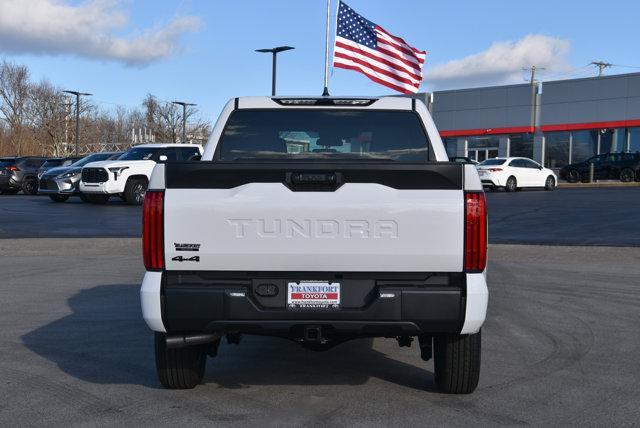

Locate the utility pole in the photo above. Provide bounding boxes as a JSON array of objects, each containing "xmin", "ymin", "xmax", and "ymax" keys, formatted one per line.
[
  {"xmin": 591, "ymin": 61, "xmax": 612, "ymax": 77},
  {"xmin": 63, "ymin": 90, "xmax": 92, "ymax": 156},
  {"xmin": 522, "ymin": 66, "xmax": 545, "ymax": 142},
  {"xmin": 172, "ymin": 101, "xmax": 196, "ymax": 143},
  {"xmin": 523, "ymin": 65, "xmax": 545, "ymax": 84},
  {"xmin": 255, "ymin": 46, "xmax": 295, "ymax": 96}
]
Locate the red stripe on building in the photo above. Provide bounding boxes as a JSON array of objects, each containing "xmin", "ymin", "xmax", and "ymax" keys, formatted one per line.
[
  {"xmin": 540, "ymin": 119, "xmax": 640, "ymax": 132},
  {"xmin": 439, "ymin": 126, "xmax": 535, "ymax": 138}
]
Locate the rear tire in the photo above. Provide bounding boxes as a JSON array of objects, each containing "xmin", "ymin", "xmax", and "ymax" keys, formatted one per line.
[
  {"xmin": 505, "ymin": 176, "xmax": 517, "ymax": 192},
  {"xmin": 49, "ymin": 194, "xmax": 70, "ymax": 202},
  {"xmin": 22, "ymin": 177, "xmax": 38, "ymax": 195},
  {"xmin": 124, "ymin": 178, "xmax": 147, "ymax": 205},
  {"xmin": 565, "ymin": 169, "xmax": 580, "ymax": 183},
  {"xmin": 155, "ymin": 333, "xmax": 206, "ymax": 389},
  {"xmin": 619, "ymin": 168, "xmax": 634, "ymax": 183},
  {"xmin": 85, "ymin": 194, "xmax": 109, "ymax": 204},
  {"xmin": 544, "ymin": 175, "xmax": 556, "ymax": 191},
  {"xmin": 434, "ymin": 330, "xmax": 481, "ymax": 394}
]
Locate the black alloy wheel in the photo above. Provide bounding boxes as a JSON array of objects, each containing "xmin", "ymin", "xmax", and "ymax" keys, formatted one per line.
[
  {"xmin": 619, "ymin": 168, "xmax": 634, "ymax": 183},
  {"xmin": 544, "ymin": 175, "xmax": 556, "ymax": 191},
  {"xmin": 565, "ymin": 169, "xmax": 580, "ymax": 183},
  {"xmin": 22, "ymin": 178, "xmax": 38, "ymax": 195}
]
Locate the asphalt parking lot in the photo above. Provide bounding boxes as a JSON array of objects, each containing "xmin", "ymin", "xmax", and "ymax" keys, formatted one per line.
[
  {"xmin": 2, "ymin": 187, "xmax": 640, "ymax": 246},
  {"xmin": 2, "ymin": 187, "xmax": 640, "ymax": 425},
  {"xmin": 1, "ymin": 240, "xmax": 639, "ymax": 426}
]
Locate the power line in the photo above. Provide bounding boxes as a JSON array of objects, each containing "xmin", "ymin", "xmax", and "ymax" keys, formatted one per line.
[
  {"xmin": 537, "ymin": 65, "xmax": 592, "ymax": 81},
  {"xmin": 610, "ymin": 63, "xmax": 640, "ymax": 70}
]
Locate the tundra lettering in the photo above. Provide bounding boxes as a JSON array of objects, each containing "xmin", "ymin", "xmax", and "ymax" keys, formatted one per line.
[{"xmin": 226, "ymin": 218, "xmax": 398, "ymax": 239}]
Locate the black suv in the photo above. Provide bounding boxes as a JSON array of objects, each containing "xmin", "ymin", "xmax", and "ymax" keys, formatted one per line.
[
  {"xmin": 560, "ymin": 152, "xmax": 640, "ymax": 183},
  {"xmin": 0, "ymin": 157, "xmax": 47, "ymax": 194}
]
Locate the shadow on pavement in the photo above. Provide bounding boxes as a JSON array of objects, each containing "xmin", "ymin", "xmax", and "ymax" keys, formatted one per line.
[{"xmin": 22, "ymin": 283, "xmax": 436, "ymax": 391}]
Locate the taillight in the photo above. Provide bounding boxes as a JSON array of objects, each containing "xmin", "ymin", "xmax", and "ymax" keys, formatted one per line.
[
  {"xmin": 464, "ymin": 192, "xmax": 487, "ymax": 272},
  {"xmin": 8, "ymin": 166, "xmax": 19, "ymax": 171},
  {"xmin": 488, "ymin": 168, "xmax": 502, "ymax": 172},
  {"xmin": 143, "ymin": 190, "xmax": 164, "ymax": 271}
]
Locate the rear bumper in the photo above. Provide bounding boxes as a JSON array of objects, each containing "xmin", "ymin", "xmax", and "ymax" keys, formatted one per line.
[
  {"xmin": 140, "ymin": 270, "xmax": 488, "ymax": 336},
  {"xmin": 479, "ymin": 174, "xmax": 505, "ymax": 187}
]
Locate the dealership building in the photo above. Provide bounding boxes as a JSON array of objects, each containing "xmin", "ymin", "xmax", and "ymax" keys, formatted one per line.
[{"xmin": 412, "ymin": 72, "xmax": 640, "ymax": 169}]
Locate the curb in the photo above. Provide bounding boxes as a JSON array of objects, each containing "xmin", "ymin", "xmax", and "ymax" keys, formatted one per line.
[{"xmin": 558, "ymin": 181, "xmax": 640, "ymax": 188}]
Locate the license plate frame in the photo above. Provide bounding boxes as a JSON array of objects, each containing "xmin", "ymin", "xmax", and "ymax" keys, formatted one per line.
[{"xmin": 287, "ymin": 281, "xmax": 341, "ymax": 309}]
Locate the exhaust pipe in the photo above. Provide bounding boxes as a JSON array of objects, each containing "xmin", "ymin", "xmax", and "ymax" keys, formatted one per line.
[{"xmin": 165, "ymin": 332, "xmax": 223, "ymax": 349}]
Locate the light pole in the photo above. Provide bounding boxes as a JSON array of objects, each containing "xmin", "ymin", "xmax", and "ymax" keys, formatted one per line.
[
  {"xmin": 255, "ymin": 46, "xmax": 295, "ymax": 96},
  {"xmin": 172, "ymin": 101, "xmax": 196, "ymax": 143},
  {"xmin": 63, "ymin": 90, "xmax": 92, "ymax": 156}
]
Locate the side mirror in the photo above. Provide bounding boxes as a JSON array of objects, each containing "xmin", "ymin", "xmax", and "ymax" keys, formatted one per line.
[
  {"xmin": 188, "ymin": 154, "xmax": 202, "ymax": 161},
  {"xmin": 158, "ymin": 155, "xmax": 168, "ymax": 162}
]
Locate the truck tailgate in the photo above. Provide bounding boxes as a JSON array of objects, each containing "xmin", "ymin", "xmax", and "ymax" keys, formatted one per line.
[{"xmin": 163, "ymin": 163, "xmax": 464, "ymax": 272}]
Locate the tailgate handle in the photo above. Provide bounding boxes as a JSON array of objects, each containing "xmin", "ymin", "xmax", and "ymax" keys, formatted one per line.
[
  {"xmin": 286, "ymin": 172, "xmax": 343, "ymax": 191},
  {"xmin": 289, "ymin": 172, "xmax": 337, "ymax": 185}
]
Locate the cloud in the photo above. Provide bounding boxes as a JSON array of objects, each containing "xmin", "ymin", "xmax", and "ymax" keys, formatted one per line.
[
  {"xmin": 424, "ymin": 34, "xmax": 571, "ymax": 90},
  {"xmin": 0, "ymin": 0, "xmax": 201, "ymax": 66}
]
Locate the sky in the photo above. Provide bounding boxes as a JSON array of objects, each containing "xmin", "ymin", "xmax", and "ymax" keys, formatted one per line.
[{"xmin": 1, "ymin": 0, "xmax": 639, "ymax": 122}]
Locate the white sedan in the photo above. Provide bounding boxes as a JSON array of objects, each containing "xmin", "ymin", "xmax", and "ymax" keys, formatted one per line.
[{"xmin": 476, "ymin": 157, "xmax": 557, "ymax": 192}]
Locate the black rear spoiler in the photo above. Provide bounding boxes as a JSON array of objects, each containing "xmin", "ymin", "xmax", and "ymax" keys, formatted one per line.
[{"xmin": 164, "ymin": 162, "xmax": 463, "ymax": 192}]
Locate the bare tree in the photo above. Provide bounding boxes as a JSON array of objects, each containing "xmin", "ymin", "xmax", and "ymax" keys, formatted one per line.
[
  {"xmin": 0, "ymin": 60, "xmax": 211, "ymax": 156},
  {"xmin": 0, "ymin": 60, "xmax": 30, "ymax": 155},
  {"xmin": 143, "ymin": 93, "xmax": 210, "ymax": 144},
  {"xmin": 27, "ymin": 80, "xmax": 70, "ymax": 156}
]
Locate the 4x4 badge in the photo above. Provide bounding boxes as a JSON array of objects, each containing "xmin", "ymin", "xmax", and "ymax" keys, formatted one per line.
[{"xmin": 171, "ymin": 256, "xmax": 200, "ymax": 262}]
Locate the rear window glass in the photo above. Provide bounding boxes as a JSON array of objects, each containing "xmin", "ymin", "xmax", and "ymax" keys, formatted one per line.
[
  {"xmin": 119, "ymin": 148, "xmax": 160, "ymax": 161},
  {"xmin": 72, "ymin": 153, "xmax": 114, "ymax": 167},
  {"xmin": 42, "ymin": 160, "xmax": 63, "ymax": 168},
  {"xmin": 479, "ymin": 159, "xmax": 506, "ymax": 166},
  {"xmin": 217, "ymin": 109, "xmax": 430, "ymax": 162}
]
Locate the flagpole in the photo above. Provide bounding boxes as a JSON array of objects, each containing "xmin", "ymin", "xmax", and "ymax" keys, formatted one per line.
[{"xmin": 322, "ymin": 0, "xmax": 331, "ymax": 96}]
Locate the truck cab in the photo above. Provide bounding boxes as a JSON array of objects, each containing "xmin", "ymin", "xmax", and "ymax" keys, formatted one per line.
[{"xmin": 140, "ymin": 96, "xmax": 488, "ymax": 393}]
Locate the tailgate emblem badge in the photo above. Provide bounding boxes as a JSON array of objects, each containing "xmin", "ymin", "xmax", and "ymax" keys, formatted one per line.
[{"xmin": 174, "ymin": 243, "xmax": 201, "ymax": 252}]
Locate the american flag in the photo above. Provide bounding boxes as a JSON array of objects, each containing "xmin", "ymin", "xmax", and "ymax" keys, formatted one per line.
[{"xmin": 333, "ymin": 1, "xmax": 426, "ymax": 94}]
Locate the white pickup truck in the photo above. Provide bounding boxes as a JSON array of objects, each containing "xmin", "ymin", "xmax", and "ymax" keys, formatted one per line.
[
  {"xmin": 79, "ymin": 143, "xmax": 202, "ymax": 204},
  {"xmin": 140, "ymin": 96, "xmax": 488, "ymax": 393}
]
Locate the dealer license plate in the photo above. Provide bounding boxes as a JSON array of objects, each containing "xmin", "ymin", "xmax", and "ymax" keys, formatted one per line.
[{"xmin": 287, "ymin": 281, "xmax": 340, "ymax": 309}]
